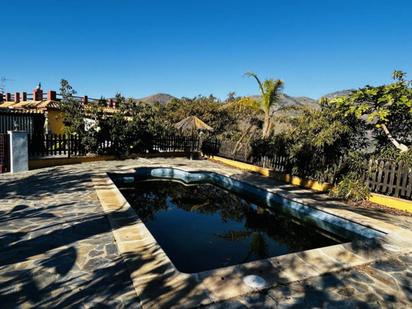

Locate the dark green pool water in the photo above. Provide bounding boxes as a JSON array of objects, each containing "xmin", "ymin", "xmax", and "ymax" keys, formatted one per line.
[{"xmin": 120, "ymin": 180, "xmax": 342, "ymax": 273}]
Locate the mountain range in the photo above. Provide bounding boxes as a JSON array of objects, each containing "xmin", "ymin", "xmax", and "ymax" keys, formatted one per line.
[
  {"xmin": 321, "ymin": 90, "xmax": 354, "ymax": 99},
  {"xmin": 137, "ymin": 93, "xmax": 176, "ymax": 105},
  {"xmin": 135, "ymin": 90, "xmax": 353, "ymax": 108}
]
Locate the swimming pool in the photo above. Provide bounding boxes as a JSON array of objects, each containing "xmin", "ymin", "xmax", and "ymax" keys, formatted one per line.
[
  {"xmin": 119, "ymin": 180, "xmax": 343, "ymax": 273},
  {"xmin": 112, "ymin": 167, "xmax": 385, "ymax": 274}
]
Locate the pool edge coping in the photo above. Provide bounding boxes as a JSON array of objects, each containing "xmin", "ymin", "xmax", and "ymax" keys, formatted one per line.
[{"xmin": 92, "ymin": 166, "xmax": 412, "ymax": 308}]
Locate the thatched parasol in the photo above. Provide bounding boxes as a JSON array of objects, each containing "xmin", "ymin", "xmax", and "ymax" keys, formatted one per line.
[{"xmin": 174, "ymin": 116, "xmax": 213, "ymax": 133}]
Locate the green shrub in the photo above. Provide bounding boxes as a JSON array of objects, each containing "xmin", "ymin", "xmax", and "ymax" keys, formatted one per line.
[
  {"xmin": 330, "ymin": 173, "xmax": 370, "ymax": 202},
  {"xmin": 376, "ymin": 146, "xmax": 412, "ymax": 166}
]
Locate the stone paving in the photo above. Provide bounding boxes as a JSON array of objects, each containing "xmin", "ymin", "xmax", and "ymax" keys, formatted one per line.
[{"xmin": 0, "ymin": 158, "xmax": 412, "ymax": 308}]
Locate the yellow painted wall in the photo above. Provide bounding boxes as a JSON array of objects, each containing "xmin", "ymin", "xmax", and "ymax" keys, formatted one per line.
[
  {"xmin": 47, "ymin": 109, "xmax": 65, "ymax": 134},
  {"xmin": 369, "ymin": 193, "xmax": 412, "ymax": 213},
  {"xmin": 208, "ymin": 156, "xmax": 273, "ymax": 177},
  {"xmin": 208, "ymin": 156, "xmax": 331, "ymax": 191},
  {"xmin": 279, "ymin": 174, "xmax": 333, "ymax": 192}
]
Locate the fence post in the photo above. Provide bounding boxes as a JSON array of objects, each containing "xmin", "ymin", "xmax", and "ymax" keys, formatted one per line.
[
  {"xmin": 62, "ymin": 135, "xmax": 67, "ymax": 157},
  {"xmin": 394, "ymin": 161, "xmax": 403, "ymax": 197},
  {"xmin": 68, "ymin": 135, "xmax": 71, "ymax": 158}
]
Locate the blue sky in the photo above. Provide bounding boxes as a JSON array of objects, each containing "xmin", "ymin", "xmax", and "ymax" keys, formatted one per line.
[{"xmin": 2, "ymin": 0, "xmax": 411, "ymax": 99}]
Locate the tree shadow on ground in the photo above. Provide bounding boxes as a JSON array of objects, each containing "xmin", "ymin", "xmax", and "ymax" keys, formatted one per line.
[
  {"xmin": 0, "ymin": 204, "xmax": 141, "ymax": 308},
  {"xmin": 0, "ymin": 164, "xmax": 141, "ymax": 307},
  {"xmin": 206, "ymin": 244, "xmax": 412, "ymax": 308},
  {"xmin": 0, "ymin": 247, "xmax": 141, "ymax": 308},
  {"xmin": 0, "ymin": 167, "xmax": 91, "ymax": 199},
  {"xmin": 0, "ymin": 160, "xmax": 136, "ymax": 199}
]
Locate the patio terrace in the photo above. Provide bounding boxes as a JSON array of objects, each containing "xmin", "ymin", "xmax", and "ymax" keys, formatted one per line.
[{"xmin": 1, "ymin": 158, "xmax": 412, "ymax": 308}]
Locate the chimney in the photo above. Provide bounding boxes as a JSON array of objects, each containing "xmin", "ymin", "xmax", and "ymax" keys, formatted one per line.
[
  {"xmin": 21, "ymin": 92, "xmax": 27, "ymax": 101},
  {"xmin": 0, "ymin": 93, "xmax": 3, "ymax": 103},
  {"xmin": 108, "ymin": 99, "xmax": 114, "ymax": 108},
  {"xmin": 5, "ymin": 93, "xmax": 11, "ymax": 101},
  {"xmin": 47, "ymin": 90, "xmax": 56, "ymax": 101},
  {"xmin": 33, "ymin": 89, "xmax": 43, "ymax": 101},
  {"xmin": 33, "ymin": 82, "xmax": 43, "ymax": 101},
  {"xmin": 83, "ymin": 96, "xmax": 88, "ymax": 105},
  {"xmin": 14, "ymin": 92, "xmax": 20, "ymax": 103}
]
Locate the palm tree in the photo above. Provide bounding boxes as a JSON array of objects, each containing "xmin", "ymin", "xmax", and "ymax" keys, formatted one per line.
[{"xmin": 245, "ymin": 72, "xmax": 284, "ymax": 138}]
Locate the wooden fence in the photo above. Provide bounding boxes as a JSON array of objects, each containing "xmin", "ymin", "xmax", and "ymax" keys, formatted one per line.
[
  {"xmin": 152, "ymin": 135, "xmax": 200, "ymax": 152},
  {"xmin": 204, "ymin": 139, "xmax": 290, "ymax": 172},
  {"xmin": 28, "ymin": 134, "xmax": 201, "ymax": 159},
  {"xmin": 204, "ymin": 139, "xmax": 412, "ymax": 200},
  {"xmin": 365, "ymin": 159, "xmax": 412, "ymax": 200},
  {"xmin": 29, "ymin": 134, "xmax": 86, "ymax": 158},
  {"xmin": 24, "ymin": 134, "xmax": 412, "ymax": 200}
]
